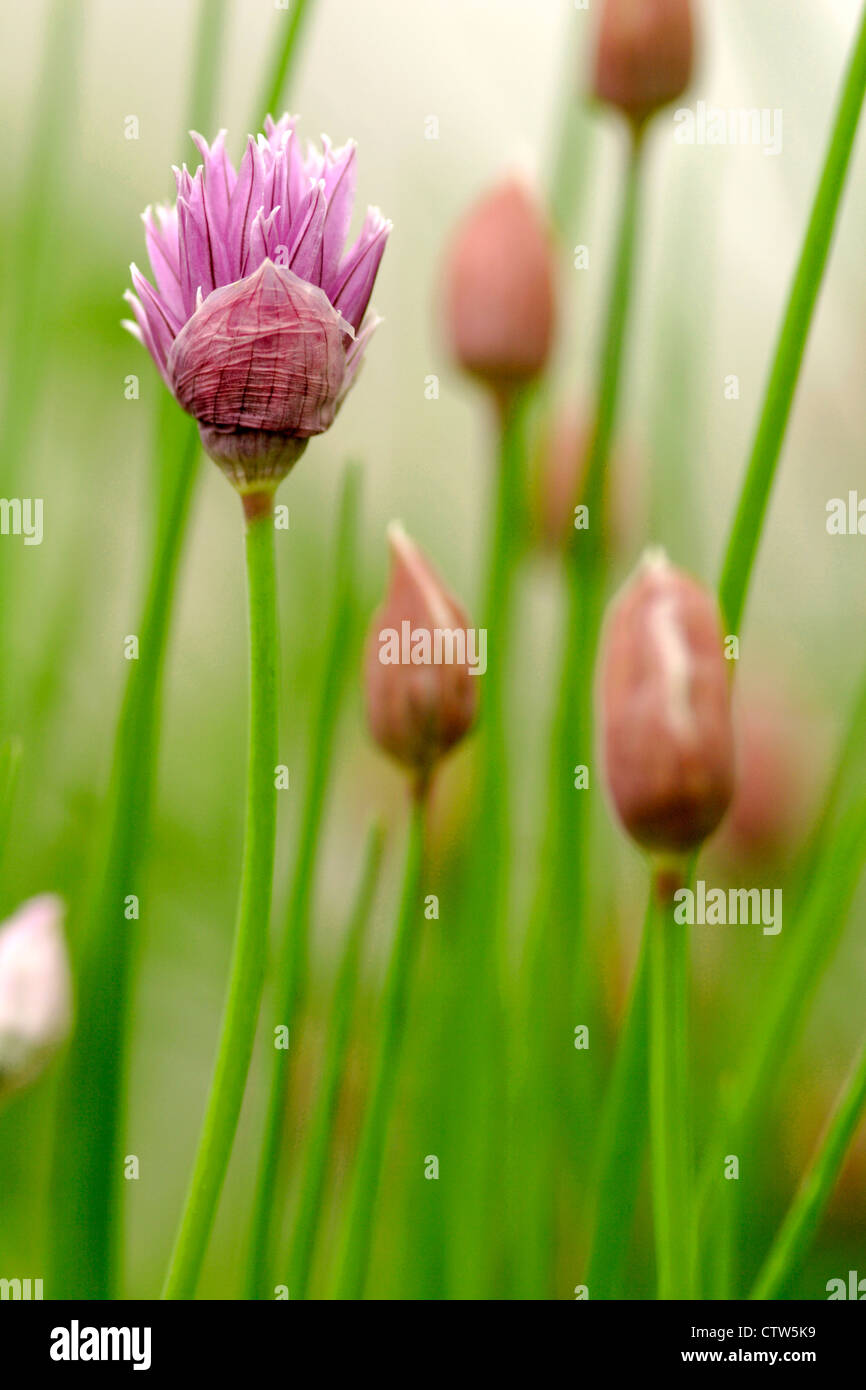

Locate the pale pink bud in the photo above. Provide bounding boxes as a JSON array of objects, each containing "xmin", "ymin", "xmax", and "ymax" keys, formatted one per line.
[
  {"xmin": 365, "ymin": 524, "xmax": 479, "ymax": 790},
  {"xmin": 593, "ymin": 0, "xmax": 694, "ymax": 128},
  {"xmin": 166, "ymin": 261, "xmax": 352, "ymax": 491},
  {"xmin": 442, "ymin": 177, "xmax": 555, "ymax": 390},
  {"xmin": 599, "ymin": 550, "xmax": 735, "ymax": 855},
  {"xmin": 0, "ymin": 895, "xmax": 71, "ymax": 1100},
  {"xmin": 531, "ymin": 400, "xmax": 638, "ymax": 553}
]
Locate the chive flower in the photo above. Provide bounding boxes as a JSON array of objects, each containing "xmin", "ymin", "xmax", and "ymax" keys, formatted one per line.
[
  {"xmin": 124, "ymin": 116, "xmax": 391, "ymax": 494},
  {"xmin": 599, "ymin": 549, "xmax": 735, "ymax": 855},
  {"xmin": 0, "ymin": 895, "xmax": 70, "ymax": 1100}
]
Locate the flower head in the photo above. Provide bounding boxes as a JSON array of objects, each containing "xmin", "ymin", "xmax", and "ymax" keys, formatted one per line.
[
  {"xmin": 442, "ymin": 176, "xmax": 555, "ymax": 393},
  {"xmin": 365, "ymin": 524, "xmax": 479, "ymax": 792},
  {"xmin": 593, "ymin": 0, "xmax": 694, "ymax": 128},
  {"xmin": 0, "ymin": 895, "xmax": 71, "ymax": 1100},
  {"xmin": 125, "ymin": 117, "xmax": 390, "ymax": 493},
  {"xmin": 599, "ymin": 550, "xmax": 735, "ymax": 856}
]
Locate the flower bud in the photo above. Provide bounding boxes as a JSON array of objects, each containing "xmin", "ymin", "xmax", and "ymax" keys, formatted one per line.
[
  {"xmin": 442, "ymin": 177, "xmax": 555, "ymax": 390},
  {"xmin": 715, "ymin": 691, "xmax": 812, "ymax": 866},
  {"xmin": 599, "ymin": 550, "xmax": 735, "ymax": 855},
  {"xmin": 531, "ymin": 400, "xmax": 638, "ymax": 553},
  {"xmin": 593, "ymin": 0, "xmax": 694, "ymax": 128},
  {"xmin": 167, "ymin": 260, "xmax": 352, "ymax": 491},
  {"xmin": 0, "ymin": 895, "xmax": 71, "ymax": 1100},
  {"xmin": 365, "ymin": 524, "xmax": 479, "ymax": 789}
]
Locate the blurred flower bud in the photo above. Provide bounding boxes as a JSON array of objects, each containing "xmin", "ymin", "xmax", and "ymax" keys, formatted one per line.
[
  {"xmin": 593, "ymin": 0, "xmax": 694, "ymax": 128},
  {"xmin": 0, "ymin": 895, "xmax": 71, "ymax": 1100},
  {"xmin": 365, "ymin": 524, "xmax": 479, "ymax": 791},
  {"xmin": 442, "ymin": 177, "xmax": 555, "ymax": 391},
  {"xmin": 531, "ymin": 399, "xmax": 639, "ymax": 554},
  {"xmin": 599, "ymin": 550, "xmax": 735, "ymax": 855},
  {"xmin": 714, "ymin": 690, "xmax": 813, "ymax": 867}
]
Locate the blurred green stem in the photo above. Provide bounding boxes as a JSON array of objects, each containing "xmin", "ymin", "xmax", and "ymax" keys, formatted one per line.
[
  {"xmin": 698, "ymin": 798, "xmax": 866, "ymax": 1290},
  {"xmin": 335, "ymin": 794, "xmax": 425, "ymax": 1299},
  {"xmin": 48, "ymin": 402, "xmax": 199, "ymax": 1299},
  {"xmin": 256, "ymin": 0, "xmax": 316, "ymax": 128},
  {"xmin": 751, "ymin": 1037, "xmax": 866, "ymax": 1300},
  {"xmin": 549, "ymin": 126, "xmax": 643, "ymax": 984},
  {"xmin": 163, "ymin": 496, "xmax": 279, "ymax": 1300},
  {"xmin": 719, "ymin": 3, "xmax": 866, "ymax": 636},
  {"xmin": 244, "ymin": 464, "xmax": 361, "ymax": 1299},
  {"xmin": 584, "ymin": 920, "xmax": 649, "ymax": 1298},
  {"xmin": 287, "ymin": 822, "xmax": 385, "ymax": 1299},
  {"xmin": 648, "ymin": 870, "xmax": 693, "ymax": 1300}
]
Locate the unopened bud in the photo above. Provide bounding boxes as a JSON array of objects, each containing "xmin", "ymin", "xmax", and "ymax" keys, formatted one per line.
[
  {"xmin": 716, "ymin": 692, "xmax": 812, "ymax": 866},
  {"xmin": 442, "ymin": 177, "xmax": 555, "ymax": 391},
  {"xmin": 599, "ymin": 550, "xmax": 735, "ymax": 855},
  {"xmin": 531, "ymin": 400, "xmax": 637, "ymax": 553},
  {"xmin": 593, "ymin": 0, "xmax": 694, "ymax": 128},
  {"xmin": 365, "ymin": 524, "xmax": 479, "ymax": 789},
  {"xmin": 0, "ymin": 895, "xmax": 71, "ymax": 1100}
]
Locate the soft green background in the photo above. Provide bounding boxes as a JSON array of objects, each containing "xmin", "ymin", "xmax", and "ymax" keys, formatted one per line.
[{"xmin": 1, "ymin": 0, "xmax": 865, "ymax": 1297}]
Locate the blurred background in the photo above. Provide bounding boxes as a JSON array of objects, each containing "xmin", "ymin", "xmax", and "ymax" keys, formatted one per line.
[{"xmin": 1, "ymin": 0, "xmax": 865, "ymax": 1298}]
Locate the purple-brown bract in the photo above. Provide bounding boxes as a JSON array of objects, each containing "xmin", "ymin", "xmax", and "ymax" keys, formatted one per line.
[{"xmin": 124, "ymin": 115, "xmax": 390, "ymax": 491}]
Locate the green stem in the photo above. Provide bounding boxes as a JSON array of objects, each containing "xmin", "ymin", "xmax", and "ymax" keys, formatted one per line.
[
  {"xmin": 477, "ymin": 389, "xmax": 527, "ymax": 966},
  {"xmin": 255, "ymin": 0, "xmax": 316, "ymax": 128},
  {"xmin": 584, "ymin": 920, "xmax": 650, "ymax": 1299},
  {"xmin": 287, "ymin": 822, "xmax": 385, "ymax": 1300},
  {"xmin": 335, "ymin": 795, "xmax": 426, "ymax": 1299},
  {"xmin": 187, "ymin": 0, "xmax": 229, "ymax": 135},
  {"xmin": 162, "ymin": 497, "xmax": 280, "ymax": 1300},
  {"xmin": 718, "ymin": 2, "xmax": 866, "ymax": 636},
  {"xmin": 48, "ymin": 404, "xmax": 199, "ymax": 1299},
  {"xmin": 0, "ymin": 737, "xmax": 22, "ymax": 885},
  {"xmin": 751, "ymin": 1037, "xmax": 866, "ymax": 1300},
  {"xmin": 648, "ymin": 874, "xmax": 693, "ymax": 1300},
  {"xmin": 244, "ymin": 464, "xmax": 361, "ymax": 1299},
  {"xmin": 548, "ymin": 127, "xmax": 643, "ymax": 978},
  {"xmin": 697, "ymin": 798, "xmax": 866, "ymax": 1287}
]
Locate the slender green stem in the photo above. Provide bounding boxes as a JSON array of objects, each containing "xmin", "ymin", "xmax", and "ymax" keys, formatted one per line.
[
  {"xmin": 584, "ymin": 920, "xmax": 650, "ymax": 1299},
  {"xmin": 255, "ymin": 0, "xmax": 316, "ymax": 128},
  {"xmin": 648, "ymin": 874, "xmax": 693, "ymax": 1300},
  {"xmin": 751, "ymin": 1037, "xmax": 866, "ymax": 1300},
  {"xmin": 48, "ymin": 404, "xmax": 199, "ymax": 1299},
  {"xmin": 477, "ymin": 389, "xmax": 527, "ymax": 966},
  {"xmin": 287, "ymin": 822, "xmax": 385, "ymax": 1300},
  {"xmin": 0, "ymin": 737, "xmax": 22, "ymax": 883},
  {"xmin": 244, "ymin": 463, "xmax": 361, "ymax": 1299},
  {"xmin": 162, "ymin": 498, "xmax": 280, "ymax": 1300},
  {"xmin": 719, "ymin": 3, "xmax": 866, "ymax": 636},
  {"xmin": 187, "ymin": 0, "xmax": 229, "ymax": 136},
  {"xmin": 335, "ymin": 795, "xmax": 426, "ymax": 1300},
  {"xmin": 698, "ymin": 798, "xmax": 866, "ymax": 1285},
  {"xmin": 547, "ymin": 127, "xmax": 643, "ymax": 981}
]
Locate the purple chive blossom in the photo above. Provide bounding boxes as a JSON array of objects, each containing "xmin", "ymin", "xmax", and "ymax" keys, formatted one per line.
[{"xmin": 124, "ymin": 116, "xmax": 391, "ymax": 492}]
